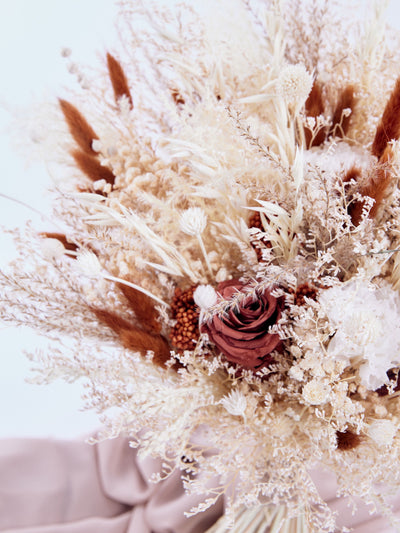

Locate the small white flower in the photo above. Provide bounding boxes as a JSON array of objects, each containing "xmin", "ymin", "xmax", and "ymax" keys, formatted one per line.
[
  {"xmin": 220, "ymin": 389, "xmax": 247, "ymax": 418},
  {"xmin": 277, "ymin": 64, "xmax": 313, "ymax": 109},
  {"xmin": 40, "ymin": 238, "xmax": 65, "ymax": 261},
  {"xmin": 288, "ymin": 364, "xmax": 304, "ymax": 381},
  {"xmin": 302, "ymin": 379, "xmax": 330, "ymax": 405},
  {"xmin": 215, "ymin": 267, "xmax": 229, "ymax": 283},
  {"xmin": 367, "ymin": 419, "xmax": 397, "ymax": 446},
  {"xmin": 193, "ymin": 285, "xmax": 217, "ymax": 310},
  {"xmin": 179, "ymin": 207, "xmax": 207, "ymax": 236},
  {"xmin": 76, "ymin": 251, "xmax": 102, "ymax": 277}
]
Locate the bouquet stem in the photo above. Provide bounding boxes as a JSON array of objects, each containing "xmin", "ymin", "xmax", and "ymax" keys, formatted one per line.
[{"xmin": 206, "ymin": 505, "xmax": 308, "ymax": 533}]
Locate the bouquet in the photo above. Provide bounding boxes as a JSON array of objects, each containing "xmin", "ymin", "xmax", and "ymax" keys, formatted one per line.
[{"xmin": 2, "ymin": 0, "xmax": 400, "ymax": 530}]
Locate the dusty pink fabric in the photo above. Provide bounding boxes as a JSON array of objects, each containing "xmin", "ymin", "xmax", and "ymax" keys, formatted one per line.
[
  {"xmin": 0, "ymin": 436, "xmax": 399, "ymax": 532},
  {"xmin": 0, "ymin": 437, "xmax": 222, "ymax": 533}
]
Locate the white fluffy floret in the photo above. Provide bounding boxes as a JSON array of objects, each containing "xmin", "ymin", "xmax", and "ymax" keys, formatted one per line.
[
  {"xmin": 220, "ymin": 389, "xmax": 247, "ymax": 418},
  {"xmin": 319, "ymin": 281, "xmax": 400, "ymax": 390},
  {"xmin": 277, "ymin": 64, "xmax": 313, "ymax": 109},
  {"xmin": 193, "ymin": 284, "xmax": 217, "ymax": 310},
  {"xmin": 302, "ymin": 379, "xmax": 330, "ymax": 405},
  {"xmin": 179, "ymin": 207, "xmax": 207, "ymax": 236}
]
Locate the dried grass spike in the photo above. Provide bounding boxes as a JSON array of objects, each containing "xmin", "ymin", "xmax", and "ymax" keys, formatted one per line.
[
  {"xmin": 72, "ymin": 149, "xmax": 116, "ymax": 185},
  {"xmin": 346, "ymin": 157, "xmax": 392, "ymax": 226},
  {"xmin": 330, "ymin": 85, "xmax": 356, "ymax": 139},
  {"xmin": 106, "ymin": 53, "xmax": 133, "ymax": 108},
  {"xmin": 92, "ymin": 307, "xmax": 173, "ymax": 369},
  {"xmin": 118, "ymin": 282, "xmax": 161, "ymax": 333},
  {"xmin": 372, "ymin": 77, "xmax": 400, "ymax": 159},
  {"xmin": 59, "ymin": 99, "xmax": 98, "ymax": 154}
]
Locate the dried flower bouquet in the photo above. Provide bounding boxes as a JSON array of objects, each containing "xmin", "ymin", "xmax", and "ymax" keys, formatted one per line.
[{"xmin": 2, "ymin": 0, "xmax": 400, "ymax": 531}]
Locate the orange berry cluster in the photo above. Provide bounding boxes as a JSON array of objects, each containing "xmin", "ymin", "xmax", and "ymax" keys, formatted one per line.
[
  {"xmin": 291, "ymin": 283, "xmax": 318, "ymax": 306},
  {"xmin": 170, "ymin": 286, "xmax": 199, "ymax": 351}
]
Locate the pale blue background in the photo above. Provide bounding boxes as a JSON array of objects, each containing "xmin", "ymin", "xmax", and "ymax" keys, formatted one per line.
[{"xmin": 1, "ymin": 0, "xmax": 400, "ymax": 438}]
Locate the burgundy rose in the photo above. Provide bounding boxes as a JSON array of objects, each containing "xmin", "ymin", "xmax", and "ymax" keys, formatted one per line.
[{"xmin": 201, "ymin": 279, "xmax": 284, "ymax": 370}]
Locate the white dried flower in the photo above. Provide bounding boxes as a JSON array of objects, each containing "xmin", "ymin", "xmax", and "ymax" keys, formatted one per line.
[
  {"xmin": 302, "ymin": 379, "xmax": 330, "ymax": 405},
  {"xmin": 277, "ymin": 64, "xmax": 313, "ymax": 109},
  {"xmin": 40, "ymin": 238, "xmax": 65, "ymax": 261},
  {"xmin": 288, "ymin": 364, "xmax": 304, "ymax": 381},
  {"xmin": 91, "ymin": 139, "xmax": 102, "ymax": 152},
  {"xmin": 319, "ymin": 281, "xmax": 400, "ymax": 390},
  {"xmin": 374, "ymin": 405, "xmax": 388, "ymax": 417},
  {"xmin": 194, "ymin": 285, "xmax": 217, "ymax": 310},
  {"xmin": 367, "ymin": 419, "xmax": 397, "ymax": 446},
  {"xmin": 215, "ymin": 267, "xmax": 229, "ymax": 283},
  {"xmin": 76, "ymin": 251, "xmax": 102, "ymax": 277},
  {"xmin": 220, "ymin": 389, "xmax": 247, "ymax": 418},
  {"xmin": 179, "ymin": 207, "xmax": 207, "ymax": 236}
]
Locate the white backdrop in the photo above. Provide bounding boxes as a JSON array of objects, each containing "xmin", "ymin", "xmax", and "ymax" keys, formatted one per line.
[{"xmin": 1, "ymin": 0, "xmax": 400, "ymax": 439}]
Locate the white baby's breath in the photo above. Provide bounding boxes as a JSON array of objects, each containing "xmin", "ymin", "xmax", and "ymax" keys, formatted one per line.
[{"xmin": 302, "ymin": 379, "xmax": 330, "ymax": 405}]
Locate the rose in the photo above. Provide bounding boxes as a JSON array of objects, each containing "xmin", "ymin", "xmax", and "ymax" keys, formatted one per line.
[{"xmin": 201, "ymin": 279, "xmax": 284, "ymax": 370}]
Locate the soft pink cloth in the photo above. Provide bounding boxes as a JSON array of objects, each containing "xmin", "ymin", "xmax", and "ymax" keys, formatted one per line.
[
  {"xmin": 0, "ymin": 436, "xmax": 399, "ymax": 532},
  {"xmin": 0, "ymin": 437, "xmax": 222, "ymax": 533}
]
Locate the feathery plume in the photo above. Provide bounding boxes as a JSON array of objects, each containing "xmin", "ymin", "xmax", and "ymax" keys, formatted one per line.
[
  {"xmin": 59, "ymin": 99, "xmax": 98, "ymax": 154},
  {"xmin": 304, "ymin": 81, "xmax": 326, "ymax": 147},
  {"xmin": 91, "ymin": 307, "xmax": 171, "ymax": 368},
  {"xmin": 106, "ymin": 52, "xmax": 133, "ymax": 108},
  {"xmin": 372, "ymin": 77, "xmax": 400, "ymax": 159},
  {"xmin": 72, "ymin": 149, "xmax": 116, "ymax": 185},
  {"xmin": 330, "ymin": 85, "xmax": 356, "ymax": 139},
  {"xmin": 118, "ymin": 282, "xmax": 161, "ymax": 333}
]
